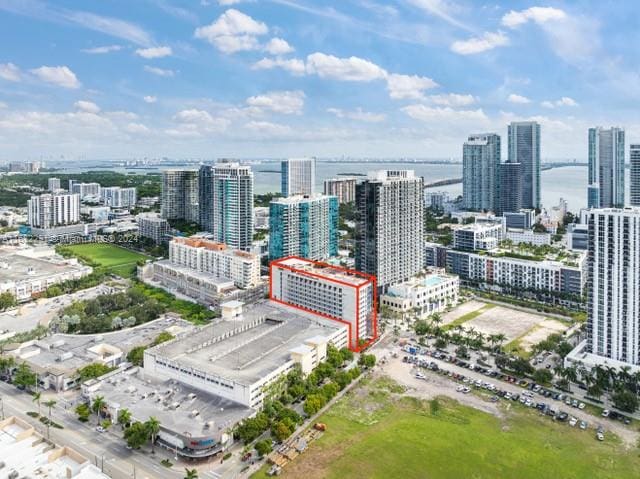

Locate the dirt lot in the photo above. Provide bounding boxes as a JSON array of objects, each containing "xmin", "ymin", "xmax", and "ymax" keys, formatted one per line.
[{"xmin": 441, "ymin": 300, "xmax": 486, "ymax": 325}]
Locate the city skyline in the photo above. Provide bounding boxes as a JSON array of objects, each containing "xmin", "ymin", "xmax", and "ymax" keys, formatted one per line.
[{"xmin": 0, "ymin": 1, "xmax": 639, "ymax": 159}]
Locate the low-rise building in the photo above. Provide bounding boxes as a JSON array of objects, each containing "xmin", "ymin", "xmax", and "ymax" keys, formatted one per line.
[
  {"xmin": 504, "ymin": 209, "xmax": 536, "ymax": 229},
  {"xmin": 505, "ymin": 229, "xmax": 551, "ymax": 246},
  {"xmin": 380, "ymin": 270, "xmax": 459, "ymax": 319},
  {"xmin": 424, "ymin": 241, "xmax": 448, "ymax": 268},
  {"xmin": 270, "ymin": 256, "xmax": 376, "ymax": 351},
  {"xmin": 453, "ymin": 222, "xmax": 503, "ymax": 251}
]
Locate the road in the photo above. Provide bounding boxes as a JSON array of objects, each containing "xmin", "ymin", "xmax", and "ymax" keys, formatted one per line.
[{"xmin": 0, "ymin": 381, "xmax": 181, "ymax": 479}]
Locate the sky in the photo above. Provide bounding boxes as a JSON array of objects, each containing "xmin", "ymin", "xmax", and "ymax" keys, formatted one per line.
[{"xmin": 0, "ymin": 0, "xmax": 639, "ymax": 161}]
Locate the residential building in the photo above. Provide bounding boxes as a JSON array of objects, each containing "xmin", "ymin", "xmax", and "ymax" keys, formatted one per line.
[
  {"xmin": 355, "ymin": 170, "xmax": 424, "ymax": 291},
  {"xmin": 566, "ymin": 222, "xmax": 588, "ymax": 251},
  {"xmin": 254, "ymin": 206, "xmax": 270, "ymax": 229},
  {"xmin": 282, "ymin": 157, "xmax": 315, "ymax": 196},
  {"xmin": 424, "ymin": 242, "xmax": 448, "ymax": 268},
  {"xmin": 425, "ymin": 191, "xmax": 450, "ymax": 211},
  {"xmin": 499, "ymin": 161, "xmax": 522, "ymax": 214},
  {"xmin": 161, "ymin": 169, "xmax": 199, "ymax": 223},
  {"xmin": 453, "ymin": 223, "xmax": 503, "ymax": 251},
  {"xmin": 47, "ymin": 177, "xmax": 61, "ymax": 191},
  {"xmin": 588, "ymin": 127, "xmax": 625, "ymax": 208},
  {"xmin": 505, "ymin": 229, "xmax": 551, "ymax": 246},
  {"xmin": 269, "ymin": 194, "xmax": 339, "ymax": 261},
  {"xmin": 27, "ymin": 192, "xmax": 80, "ymax": 228},
  {"xmin": 508, "ymin": 121, "xmax": 541, "ymax": 209},
  {"xmin": 199, "ymin": 162, "xmax": 253, "ymax": 251},
  {"xmin": 462, "ymin": 133, "xmax": 501, "ymax": 212},
  {"xmin": 270, "ymin": 257, "xmax": 376, "ymax": 351},
  {"xmin": 137, "ymin": 212, "xmax": 170, "ymax": 244},
  {"xmin": 9, "ymin": 161, "xmax": 40, "ymax": 173},
  {"xmin": 631, "ymin": 144, "xmax": 640, "ymax": 206},
  {"xmin": 323, "ymin": 177, "xmax": 357, "ymax": 204},
  {"xmin": 504, "ymin": 209, "xmax": 536, "ymax": 229},
  {"xmin": 70, "ymin": 181, "xmax": 101, "ymax": 199},
  {"xmin": 100, "ymin": 186, "xmax": 137, "ymax": 208}
]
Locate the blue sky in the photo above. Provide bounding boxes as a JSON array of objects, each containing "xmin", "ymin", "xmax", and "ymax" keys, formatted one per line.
[{"xmin": 0, "ymin": 0, "xmax": 638, "ymax": 161}]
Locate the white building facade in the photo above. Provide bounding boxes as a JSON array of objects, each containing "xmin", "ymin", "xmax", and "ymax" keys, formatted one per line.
[
  {"xmin": 101, "ymin": 186, "xmax": 137, "ymax": 208},
  {"xmin": 281, "ymin": 157, "xmax": 315, "ymax": 197},
  {"xmin": 27, "ymin": 193, "xmax": 80, "ymax": 228}
]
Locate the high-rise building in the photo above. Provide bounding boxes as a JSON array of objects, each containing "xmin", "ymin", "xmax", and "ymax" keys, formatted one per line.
[
  {"xmin": 630, "ymin": 144, "xmax": 640, "ymax": 206},
  {"xmin": 161, "ymin": 169, "xmax": 199, "ymax": 223},
  {"xmin": 462, "ymin": 133, "xmax": 501, "ymax": 212},
  {"xmin": 137, "ymin": 212, "xmax": 170, "ymax": 244},
  {"xmin": 508, "ymin": 121, "xmax": 541, "ymax": 209},
  {"xmin": 323, "ymin": 177, "xmax": 357, "ymax": 204},
  {"xmin": 588, "ymin": 127, "xmax": 625, "ymax": 208},
  {"xmin": 499, "ymin": 162, "xmax": 522, "ymax": 214},
  {"xmin": 70, "ymin": 182, "xmax": 101, "ymax": 199},
  {"xmin": 355, "ymin": 170, "xmax": 424, "ymax": 291},
  {"xmin": 585, "ymin": 208, "xmax": 640, "ymax": 366},
  {"xmin": 269, "ymin": 195, "xmax": 339, "ymax": 261},
  {"xmin": 27, "ymin": 193, "xmax": 80, "ymax": 228},
  {"xmin": 281, "ymin": 158, "xmax": 315, "ymax": 196},
  {"xmin": 47, "ymin": 177, "xmax": 61, "ymax": 192},
  {"xmin": 101, "ymin": 186, "xmax": 137, "ymax": 208},
  {"xmin": 199, "ymin": 162, "xmax": 253, "ymax": 251}
]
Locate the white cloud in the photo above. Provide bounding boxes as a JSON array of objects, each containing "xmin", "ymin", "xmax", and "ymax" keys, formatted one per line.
[
  {"xmin": 407, "ymin": 0, "xmax": 471, "ymax": 31},
  {"xmin": 327, "ymin": 107, "xmax": 386, "ymax": 123},
  {"xmin": 125, "ymin": 122, "xmax": 150, "ymax": 134},
  {"xmin": 135, "ymin": 46, "xmax": 172, "ymax": 59},
  {"xmin": 541, "ymin": 97, "xmax": 578, "ymax": 108},
  {"xmin": 30, "ymin": 65, "xmax": 81, "ymax": 89},
  {"xmin": 81, "ymin": 45, "xmax": 122, "ymax": 54},
  {"xmin": 62, "ymin": 11, "xmax": 153, "ymax": 47},
  {"xmin": 172, "ymin": 109, "xmax": 230, "ymax": 135},
  {"xmin": 401, "ymin": 104, "xmax": 488, "ymax": 122},
  {"xmin": 144, "ymin": 65, "xmax": 175, "ymax": 77},
  {"xmin": 386, "ymin": 73, "xmax": 438, "ymax": 100},
  {"xmin": 74, "ymin": 100, "xmax": 100, "ymax": 114},
  {"xmin": 246, "ymin": 90, "xmax": 305, "ymax": 115},
  {"xmin": 264, "ymin": 37, "xmax": 294, "ymax": 55},
  {"xmin": 218, "ymin": 0, "xmax": 245, "ymax": 4},
  {"xmin": 143, "ymin": 95, "xmax": 158, "ymax": 103},
  {"xmin": 0, "ymin": 101, "xmax": 7, "ymax": 109},
  {"xmin": 502, "ymin": 7, "xmax": 566, "ymax": 29},
  {"xmin": 451, "ymin": 31, "xmax": 509, "ymax": 55},
  {"xmin": 305, "ymin": 52, "xmax": 387, "ymax": 82},
  {"xmin": 194, "ymin": 9, "xmax": 268, "ymax": 53},
  {"xmin": 244, "ymin": 120, "xmax": 293, "ymax": 138},
  {"xmin": 426, "ymin": 93, "xmax": 475, "ymax": 107},
  {"xmin": 0, "ymin": 63, "xmax": 21, "ymax": 82},
  {"xmin": 508, "ymin": 93, "xmax": 531, "ymax": 104},
  {"xmin": 252, "ymin": 57, "xmax": 306, "ymax": 76}
]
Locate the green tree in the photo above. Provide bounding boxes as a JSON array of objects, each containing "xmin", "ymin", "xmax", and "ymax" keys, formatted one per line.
[
  {"xmin": 126, "ymin": 346, "xmax": 146, "ymax": 366},
  {"xmin": 32, "ymin": 391, "xmax": 42, "ymax": 416},
  {"xmin": 75, "ymin": 403, "xmax": 91, "ymax": 422},
  {"xmin": 91, "ymin": 395, "xmax": 106, "ymax": 424},
  {"xmin": 13, "ymin": 362, "xmax": 36, "ymax": 390},
  {"xmin": 533, "ymin": 369, "xmax": 553, "ymax": 385},
  {"xmin": 124, "ymin": 421, "xmax": 149, "ymax": 449},
  {"xmin": 255, "ymin": 439, "xmax": 273, "ymax": 457},
  {"xmin": 118, "ymin": 408, "xmax": 132, "ymax": 429},
  {"xmin": 145, "ymin": 416, "xmax": 161, "ymax": 453},
  {"xmin": 184, "ymin": 468, "xmax": 199, "ymax": 479},
  {"xmin": 152, "ymin": 331, "xmax": 174, "ymax": 346},
  {"xmin": 271, "ymin": 419, "xmax": 294, "ymax": 442},
  {"xmin": 0, "ymin": 291, "xmax": 16, "ymax": 311},
  {"xmin": 612, "ymin": 389, "xmax": 639, "ymax": 413},
  {"xmin": 303, "ymin": 394, "xmax": 325, "ymax": 416},
  {"xmin": 44, "ymin": 399, "xmax": 56, "ymax": 420},
  {"xmin": 358, "ymin": 354, "xmax": 376, "ymax": 368},
  {"xmin": 77, "ymin": 363, "xmax": 115, "ymax": 382},
  {"xmin": 0, "ymin": 355, "xmax": 15, "ymax": 376}
]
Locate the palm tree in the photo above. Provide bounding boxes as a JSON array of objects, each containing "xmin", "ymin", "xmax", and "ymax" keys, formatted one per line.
[
  {"xmin": 91, "ymin": 395, "xmax": 106, "ymax": 424},
  {"xmin": 184, "ymin": 468, "xmax": 198, "ymax": 479},
  {"xmin": 0, "ymin": 355, "xmax": 15, "ymax": 377},
  {"xmin": 145, "ymin": 416, "xmax": 160, "ymax": 453},
  {"xmin": 44, "ymin": 399, "xmax": 56, "ymax": 420},
  {"xmin": 32, "ymin": 392, "xmax": 42, "ymax": 416},
  {"xmin": 117, "ymin": 408, "xmax": 132, "ymax": 429}
]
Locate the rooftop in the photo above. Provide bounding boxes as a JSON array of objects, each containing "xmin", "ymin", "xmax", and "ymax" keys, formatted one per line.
[
  {"xmin": 89, "ymin": 368, "xmax": 252, "ymax": 439},
  {"xmin": 172, "ymin": 237, "xmax": 257, "ymax": 260},
  {"xmin": 384, "ymin": 272, "xmax": 458, "ymax": 298},
  {"xmin": 150, "ymin": 300, "xmax": 345, "ymax": 386},
  {"xmin": 272, "ymin": 257, "xmax": 372, "ymax": 287},
  {"xmin": 0, "ymin": 247, "xmax": 90, "ymax": 284}
]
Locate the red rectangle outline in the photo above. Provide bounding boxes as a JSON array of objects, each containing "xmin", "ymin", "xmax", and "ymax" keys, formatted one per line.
[{"xmin": 269, "ymin": 256, "xmax": 378, "ymax": 352}]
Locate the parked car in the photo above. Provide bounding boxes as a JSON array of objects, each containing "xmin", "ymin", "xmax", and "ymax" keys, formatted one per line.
[{"xmin": 602, "ymin": 409, "xmax": 610, "ymax": 418}]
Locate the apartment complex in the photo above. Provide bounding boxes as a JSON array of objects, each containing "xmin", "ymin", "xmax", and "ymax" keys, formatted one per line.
[
  {"xmin": 137, "ymin": 212, "xmax": 170, "ymax": 244},
  {"xmin": 199, "ymin": 163, "xmax": 253, "ymax": 251},
  {"xmin": 453, "ymin": 223, "xmax": 503, "ymax": 251},
  {"xmin": 27, "ymin": 192, "xmax": 80, "ymax": 228},
  {"xmin": 355, "ymin": 170, "xmax": 424, "ymax": 291},
  {"xmin": 47, "ymin": 177, "xmax": 61, "ymax": 191},
  {"xmin": 462, "ymin": 133, "xmax": 501, "ymax": 212},
  {"xmin": 380, "ymin": 271, "xmax": 459, "ymax": 320},
  {"xmin": 323, "ymin": 177, "xmax": 357, "ymax": 204},
  {"xmin": 270, "ymin": 257, "xmax": 376, "ymax": 351},
  {"xmin": 269, "ymin": 195, "xmax": 339, "ymax": 261},
  {"xmin": 630, "ymin": 144, "xmax": 640, "ymax": 206},
  {"xmin": 69, "ymin": 181, "xmax": 101, "ymax": 199},
  {"xmin": 161, "ymin": 169, "xmax": 199, "ymax": 223},
  {"xmin": 100, "ymin": 186, "xmax": 137, "ymax": 208},
  {"xmin": 588, "ymin": 127, "xmax": 625, "ymax": 208},
  {"xmin": 281, "ymin": 157, "xmax": 315, "ymax": 196},
  {"xmin": 508, "ymin": 121, "xmax": 541, "ymax": 209}
]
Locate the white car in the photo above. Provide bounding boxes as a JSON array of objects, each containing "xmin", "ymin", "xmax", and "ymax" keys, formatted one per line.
[
  {"xmin": 569, "ymin": 417, "xmax": 577, "ymax": 427},
  {"xmin": 96, "ymin": 426, "xmax": 106, "ymax": 433},
  {"xmin": 578, "ymin": 402, "xmax": 586, "ymax": 410}
]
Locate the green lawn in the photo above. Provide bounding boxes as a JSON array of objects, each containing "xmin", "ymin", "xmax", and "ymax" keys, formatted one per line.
[
  {"xmin": 253, "ymin": 377, "xmax": 640, "ymax": 479},
  {"xmin": 64, "ymin": 243, "xmax": 149, "ymax": 278}
]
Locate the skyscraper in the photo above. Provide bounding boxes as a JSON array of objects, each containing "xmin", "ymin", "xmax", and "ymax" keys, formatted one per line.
[
  {"xmin": 630, "ymin": 144, "xmax": 640, "ymax": 206},
  {"xmin": 269, "ymin": 195, "xmax": 339, "ymax": 261},
  {"xmin": 355, "ymin": 170, "xmax": 424, "ymax": 291},
  {"xmin": 586, "ymin": 208, "xmax": 640, "ymax": 366},
  {"xmin": 508, "ymin": 121, "xmax": 541, "ymax": 209},
  {"xmin": 281, "ymin": 157, "xmax": 315, "ymax": 197},
  {"xmin": 199, "ymin": 162, "xmax": 254, "ymax": 251},
  {"xmin": 161, "ymin": 169, "xmax": 199, "ymax": 223},
  {"xmin": 588, "ymin": 127, "xmax": 625, "ymax": 208},
  {"xmin": 462, "ymin": 133, "xmax": 501, "ymax": 212},
  {"xmin": 27, "ymin": 193, "xmax": 80, "ymax": 228},
  {"xmin": 499, "ymin": 162, "xmax": 522, "ymax": 214}
]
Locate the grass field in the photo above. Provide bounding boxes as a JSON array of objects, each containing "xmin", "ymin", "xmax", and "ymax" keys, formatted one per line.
[
  {"xmin": 253, "ymin": 377, "xmax": 640, "ymax": 479},
  {"xmin": 64, "ymin": 243, "xmax": 149, "ymax": 278}
]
